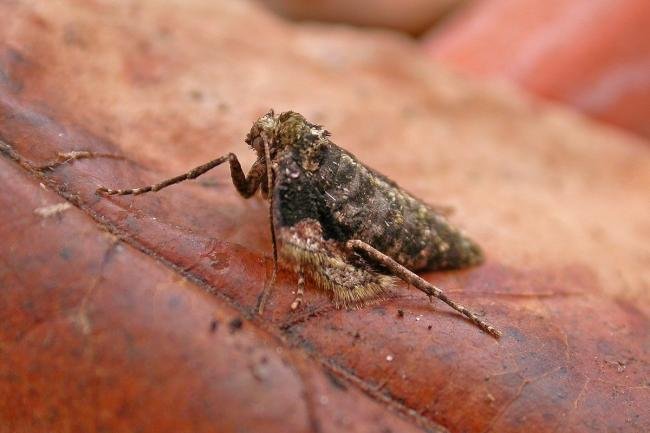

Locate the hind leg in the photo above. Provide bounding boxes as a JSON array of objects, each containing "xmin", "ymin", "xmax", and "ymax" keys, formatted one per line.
[
  {"xmin": 290, "ymin": 267, "xmax": 306, "ymax": 310},
  {"xmin": 347, "ymin": 239, "xmax": 501, "ymax": 338}
]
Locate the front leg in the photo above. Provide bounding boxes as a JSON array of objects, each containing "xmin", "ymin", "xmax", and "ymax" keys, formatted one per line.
[
  {"xmin": 347, "ymin": 239, "xmax": 501, "ymax": 338},
  {"xmin": 97, "ymin": 153, "xmax": 265, "ymax": 198},
  {"xmin": 36, "ymin": 151, "xmax": 128, "ymax": 171},
  {"xmin": 97, "ymin": 152, "xmax": 276, "ymax": 313}
]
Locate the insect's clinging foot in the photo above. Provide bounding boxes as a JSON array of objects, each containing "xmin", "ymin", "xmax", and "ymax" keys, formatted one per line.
[
  {"xmin": 483, "ymin": 323, "xmax": 502, "ymax": 339},
  {"xmin": 256, "ymin": 275, "xmax": 275, "ymax": 316},
  {"xmin": 290, "ymin": 272, "xmax": 305, "ymax": 310},
  {"xmin": 256, "ymin": 293, "xmax": 268, "ymax": 315},
  {"xmin": 95, "ymin": 186, "xmax": 124, "ymax": 196},
  {"xmin": 37, "ymin": 150, "xmax": 126, "ymax": 171},
  {"xmin": 95, "ymin": 185, "xmax": 153, "ymax": 196}
]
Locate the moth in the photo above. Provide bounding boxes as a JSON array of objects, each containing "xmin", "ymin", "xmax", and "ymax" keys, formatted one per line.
[{"xmin": 96, "ymin": 110, "xmax": 501, "ymax": 338}]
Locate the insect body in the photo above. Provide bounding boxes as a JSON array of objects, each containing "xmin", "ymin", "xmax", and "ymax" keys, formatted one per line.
[{"xmin": 97, "ymin": 110, "xmax": 501, "ymax": 337}]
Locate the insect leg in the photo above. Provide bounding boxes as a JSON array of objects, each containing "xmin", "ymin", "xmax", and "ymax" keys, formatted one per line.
[
  {"xmin": 256, "ymin": 138, "xmax": 278, "ymax": 315},
  {"xmin": 278, "ymin": 219, "xmax": 393, "ymax": 308},
  {"xmin": 291, "ymin": 268, "xmax": 306, "ymax": 310},
  {"xmin": 37, "ymin": 151, "xmax": 127, "ymax": 171},
  {"xmin": 346, "ymin": 239, "xmax": 501, "ymax": 338},
  {"xmin": 97, "ymin": 153, "xmax": 265, "ymax": 198}
]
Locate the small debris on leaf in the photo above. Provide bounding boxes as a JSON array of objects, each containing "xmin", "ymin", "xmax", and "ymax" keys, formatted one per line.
[
  {"xmin": 228, "ymin": 317, "xmax": 243, "ymax": 333},
  {"xmin": 34, "ymin": 202, "xmax": 72, "ymax": 218}
]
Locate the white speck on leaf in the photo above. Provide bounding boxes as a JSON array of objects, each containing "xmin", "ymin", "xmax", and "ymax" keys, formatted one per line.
[{"xmin": 34, "ymin": 202, "xmax": 72, "ymax": 218}]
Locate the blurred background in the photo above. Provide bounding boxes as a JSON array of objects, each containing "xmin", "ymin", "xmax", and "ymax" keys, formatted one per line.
[{"xmin": 258, "ymin": 0, "xmax": 650, "ymax": 139}]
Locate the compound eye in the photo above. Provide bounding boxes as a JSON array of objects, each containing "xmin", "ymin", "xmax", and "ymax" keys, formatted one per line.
[{"xmin": 251, "ymin": 135, "xmax": 265, "ymax": 155}]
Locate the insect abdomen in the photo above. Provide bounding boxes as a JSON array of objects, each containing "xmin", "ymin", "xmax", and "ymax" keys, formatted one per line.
[{"xmin": 316, "ymin": 143, "xmax": 483, "ymax": 271}]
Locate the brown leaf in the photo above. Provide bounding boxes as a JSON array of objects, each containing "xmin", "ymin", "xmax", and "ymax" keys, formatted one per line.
[{"xmin": 1, "ymin": 1, "xmax": 648, "ymax": 433}]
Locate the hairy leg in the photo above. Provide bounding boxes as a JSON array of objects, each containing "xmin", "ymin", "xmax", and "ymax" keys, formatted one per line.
[{"xmin": 278, "ymin": 219, "xmax": 393, "ymax": 308}]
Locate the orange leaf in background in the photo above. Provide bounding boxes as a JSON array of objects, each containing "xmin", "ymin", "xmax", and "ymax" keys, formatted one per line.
[{"xmin": 425, "ymin": 0, "xmax": 650, "ymax": 139}]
